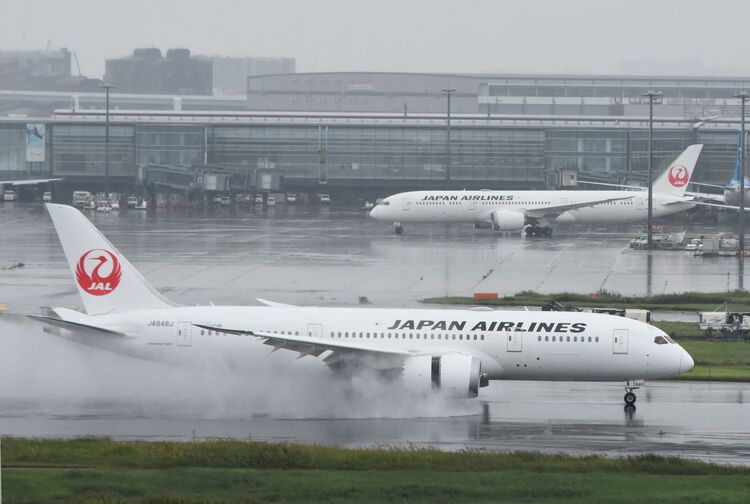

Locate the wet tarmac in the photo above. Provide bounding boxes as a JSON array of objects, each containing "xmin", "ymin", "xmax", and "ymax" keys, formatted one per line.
[
  {"xmin": 1, "ymin": 202, "xmax": 747, "ymax": 313},
  {"xmin": 1, "ymin": 202, "xmax": 749, "ymax": 464},
  {"xmin": 0, "ymin": 377, "xmax": 748, "ymax": 466}
]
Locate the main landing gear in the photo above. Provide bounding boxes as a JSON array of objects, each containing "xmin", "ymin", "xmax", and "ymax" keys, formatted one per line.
[
  {"xmin": 524, "ymin": 225, "xmax": 553, "ymax": 237},
  {"xmin": 624, "ymin": 380, "xmax": 642, "ymax": 406},
  {"xmin": 393, "ymin": 223, "xmax": 403, "ymax": 235}
]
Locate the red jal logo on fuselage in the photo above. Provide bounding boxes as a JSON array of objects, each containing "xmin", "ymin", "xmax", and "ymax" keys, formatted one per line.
[
  {"xmin": 76, "ymin": 249, "xmax": 122, "ymax": 296},
  {"xmin": 667, "ymin": 164, "xmax": 689, "ymax": 187}
]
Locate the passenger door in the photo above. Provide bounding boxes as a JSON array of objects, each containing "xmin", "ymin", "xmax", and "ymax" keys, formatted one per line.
[
  {"xmin": 613, "ymin": 329, "xmax": 628, "ymax": 354},
  {"xmin": 177, "ymin": 322, "xmax": 192, "ymax": 347},
  {"xmin": 507, "ymin": 332, "xmax": 523, "ymax": 352},
  {"xmin": 307, "ymin": 323, "xmax": 323, "ymax": 339}
]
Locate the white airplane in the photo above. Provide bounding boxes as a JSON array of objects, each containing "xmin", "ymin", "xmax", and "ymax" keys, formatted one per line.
[
  {"xmin": 370, "ymin": 145, "xmax": 703, "ymax": 235},
  {"xmin": 28, "ymin": 204, "xmax": 694, "ymax": 405},
  {"xmin": 690, "ymin": 131, "xmax": 750, "ymax": 206},
  {"xmin": 0, "ymin": 178, "xmax": 62, "ymax": 186}
]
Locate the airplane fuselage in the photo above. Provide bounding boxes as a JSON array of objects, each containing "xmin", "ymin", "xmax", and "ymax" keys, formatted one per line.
[
  {"xmin": 54, "ymin": 305, "xmax": 692, "ymax": 383},
  {"xmin": 370, "ymin": 190, "xmax": 694, "ymax": 226}
]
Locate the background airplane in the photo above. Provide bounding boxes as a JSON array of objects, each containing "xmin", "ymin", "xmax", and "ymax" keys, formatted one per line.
[
  {"xmin": 690, "ymin": 130, "xmax": 749, "ymax": 205},
  {"xmin": 370, "ymin": 145, "xmax": 702, "ymax": 235},
  {"xmin": 0, "ymin": 177, "xmax": 62, "ymax": 187},
  {"xmin": 28, "ymin": 204, "xmax": 694, "ymax": 405}
]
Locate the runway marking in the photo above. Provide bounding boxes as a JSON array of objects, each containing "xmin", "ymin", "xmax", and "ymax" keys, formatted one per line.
[{"xmin": 471, "ymin": 253, "xmax": 513, "ymax": 291}]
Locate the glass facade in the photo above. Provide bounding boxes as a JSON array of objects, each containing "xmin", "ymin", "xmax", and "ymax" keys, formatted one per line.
[
  {"xmin": 51, "ymin": 124, "xmax": 135, "ymax": 176},
  {"xmin": 0, "ymin": 126, "xmax": 25, "ymax": 172},
  {"xmin": 209, "ymin": 125, "xmax": 545, "ymax": 183},
  {"xmin": 136, "ymin": 125, "xmax": 204, "ymax": 166},
  {"xmin": 0, "ymin": 118, "xmax": 741, "ymax": 188}
]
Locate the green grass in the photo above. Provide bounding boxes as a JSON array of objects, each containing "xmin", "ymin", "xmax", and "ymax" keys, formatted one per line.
[
  {"xmin": 423, "ymin": 289, "xmax": 750, "ymax": 312},
  {"xmin": 652, "ymin": 321, "xmax": 705, "ymax": 339},
  {"xmin": 679, "ymin": 340, "xmax": 750, "ymax": 366},
  {"xmin": 677, "ymin": 365, "xmax": 750, "ymax": 381},
  {"xmin": 3, "ymin": 438, "xmax": 750, "ymax": 503}
]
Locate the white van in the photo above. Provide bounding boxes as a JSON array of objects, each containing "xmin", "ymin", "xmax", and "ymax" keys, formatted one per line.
[{"xmin": 72, "ymin": 191, "xmax": 93, "ymax": 208}]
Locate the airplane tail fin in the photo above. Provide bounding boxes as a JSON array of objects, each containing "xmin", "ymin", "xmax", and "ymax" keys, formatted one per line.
[
  {"xmin": 651, "ymin": 144, "xmax": 703, "ymax": 196},
  {"xmin": 728, "ymin": 130, "xmax": 743, "ymax": 186},
  {"xmin": 46, "ymin": 203, "xmax": 175, "ymax": 315}
]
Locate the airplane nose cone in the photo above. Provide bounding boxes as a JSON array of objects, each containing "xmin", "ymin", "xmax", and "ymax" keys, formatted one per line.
[
  {"xmin": 369, "ymin": 207, "xmax": 378, "ymax": 219},
  {"xmin": 679, "ymin": 349, "xmax": 694, "ymax": 374}
]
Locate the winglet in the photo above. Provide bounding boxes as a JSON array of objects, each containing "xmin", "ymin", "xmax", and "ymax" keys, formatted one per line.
[{"xmin": 256, "ymin": 298, "xmax": 296, "ymax": 307}]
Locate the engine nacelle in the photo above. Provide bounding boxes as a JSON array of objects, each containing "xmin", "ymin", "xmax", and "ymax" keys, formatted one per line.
[
  {"xmin": 402, "ymin": 353, "xmax": 487, "ymax": 398},
  {"xmin": 490, "ymin": 210, "xmax": 525, "ymax": 231}
]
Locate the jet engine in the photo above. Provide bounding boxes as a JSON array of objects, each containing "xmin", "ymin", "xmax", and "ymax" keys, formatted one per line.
[
  {"xmin": 402, "ymin": 354, "xmax": 488, "ymax": 398},
  {"xmin": 490, "ymin": 210, "xmax": 525, "ymax": 231}
]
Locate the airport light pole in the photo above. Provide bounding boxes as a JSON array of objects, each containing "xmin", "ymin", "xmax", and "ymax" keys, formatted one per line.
[
  {"xmin": 99, "ymin": 82, "xmax": 114, "ymax": 196},
  {"xmin": 642, "ymin": 90, "xmax": 661, "ymax": 249},
  {"xmin": 735, "ymin": 91, "xmax": 749, "ymax": 257},
  {"xmin": 441, "ymin": 87, "xmax": 456, "ymax": 182}
]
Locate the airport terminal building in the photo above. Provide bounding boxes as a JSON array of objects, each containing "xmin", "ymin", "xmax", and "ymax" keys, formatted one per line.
[{"xmin": 0, "ymin": 72, "xmax": 748, "ymax": 200}]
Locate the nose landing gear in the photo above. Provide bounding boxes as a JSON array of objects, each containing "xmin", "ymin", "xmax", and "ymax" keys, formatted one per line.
[
  {"xmin": 623, "ymin": 380, "xmax": 643, "ymax": 405},
  {"xmin": 393, "ymin": 223, "xmax": 403, "ymax": 235},
  {"xmin": 624, "ymin": 391, "xmax": 636, "ymax": 405}
]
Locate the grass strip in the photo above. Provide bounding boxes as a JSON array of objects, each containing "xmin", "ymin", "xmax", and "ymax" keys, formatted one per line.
[
  {"xmin": 422, "ymin": 289, "xmax": 750, "ymax": 312},
  {"xmin": 3, "ymin": 438, "xmax": 750, "ymax": 503}
]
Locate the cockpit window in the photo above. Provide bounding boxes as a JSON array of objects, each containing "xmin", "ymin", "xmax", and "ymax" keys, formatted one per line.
[
  {"xmin": 377, "ymin": 200, "xmax": 390, "ymax": 206},
  {"xmin": 654, "ymin": 336, "xmax": 669, "ymax": 345}
]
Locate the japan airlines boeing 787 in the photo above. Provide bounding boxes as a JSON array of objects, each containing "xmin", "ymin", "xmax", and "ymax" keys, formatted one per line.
[
  {"xmin": 370, "ymin": 145, "xmax": 702, "ymax": 235},
  {"xmin": 29, "ymin": 204, "xmax": 693, "ymax": 404}
]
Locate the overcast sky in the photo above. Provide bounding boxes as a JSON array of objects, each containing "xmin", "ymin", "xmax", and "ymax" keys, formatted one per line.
[{"xmin": 1, "ymin": 0, "xmax": 749, "ymax": 79}]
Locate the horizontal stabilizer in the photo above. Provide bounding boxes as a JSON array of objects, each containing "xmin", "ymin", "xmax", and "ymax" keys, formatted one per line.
[{"xmin": 26, "ymin": 314, "xmax": 126, "ymax": 337}]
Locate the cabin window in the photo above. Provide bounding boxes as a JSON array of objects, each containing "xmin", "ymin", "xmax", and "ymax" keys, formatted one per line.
[
  {"xmin": 545, "ymin": 335, "xmax": 549, "ymax": 342},
  {"xmin": 588, "ymin": 336, "xmax": 592, "ymax": 342},
  {"xmin": 595, "ymin": 337, "xmax": 599, "ymax": 342},
  {"xmin": 566, "ymin": 336, "xmax": 570, "ymax": 342},
  {"xmin": 552, "ymin": 336, "xmax": 556, "ymax": 342},
  {"xmin": 538, "ymin": 335, "xmax": 542, "ymax": 341}
]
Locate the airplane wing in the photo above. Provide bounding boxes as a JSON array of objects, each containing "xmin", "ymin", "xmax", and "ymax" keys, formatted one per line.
[
  {"xmin": 0, "ymin": 178, "xmax": 63, "ymax": 186},
  {"xmin": 577, "ymin": 180, "xmax": 646, "ymax": 190},
  {"xmin": 685, "ymin": 191, "xmax": 725, "ymax": 202},
  {"xmin": 525, "ymin": 195, "xmax": 636, "ymax": 219},
  {"xmin": 194, "ymin": 324, "xmax": 413, "ymax": 369},
  {"xmin": 690, "ymin": 181, "xmax": 725, "ymax": 189},
  {"xmin": 687, "ymin": 200, "xmax": 750, "ymax": 212}
]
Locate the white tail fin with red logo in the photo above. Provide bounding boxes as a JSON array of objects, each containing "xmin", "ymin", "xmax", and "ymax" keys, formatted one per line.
[
  {"xmin": 651, "ymin": 144, "xmax": 703, "ymax": 197},
  {"xmin": 46, "ymin": 204, "xmax": 175, "ymax": 315}
]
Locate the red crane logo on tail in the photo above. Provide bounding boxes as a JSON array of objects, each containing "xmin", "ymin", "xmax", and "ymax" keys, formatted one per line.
[
  {"xmin": 76, "ymin": 249, "xmax": 122, "ymax": 296},
  {"xmin": 667, "ymin": 164, "xmax": 689, "ymax": 187}
]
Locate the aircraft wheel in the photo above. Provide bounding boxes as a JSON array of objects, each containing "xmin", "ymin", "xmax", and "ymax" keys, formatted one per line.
[
  {"xmin": 624, "ymin": 392, "xmax": 636, "ymax": 405},
  {"xmin": 394, "ymin": 226, "xmax": 403, "ymax": 235},
  {"xmin": 543, "ymin": 227, "xmax": 553, "ymax": 237},
  {"xmin": 525, "ymin": 227, "xmax": 535, "ymax": 237}
]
